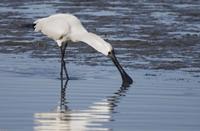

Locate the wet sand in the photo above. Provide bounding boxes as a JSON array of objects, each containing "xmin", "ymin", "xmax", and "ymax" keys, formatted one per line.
[{"xmin": 0, "ymin": 0, "xmax": 200, "ymax": 131}]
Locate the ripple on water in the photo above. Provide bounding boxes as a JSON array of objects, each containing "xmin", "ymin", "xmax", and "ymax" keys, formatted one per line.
[{"xmin": 1, "ymin": 0, "xmax": 200, "ymax": 131}]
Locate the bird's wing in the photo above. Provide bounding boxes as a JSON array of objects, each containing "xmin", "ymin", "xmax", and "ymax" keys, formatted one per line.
[{"xmin": 34, "ymin": 16, "xmax": 70, "ymax": 40}]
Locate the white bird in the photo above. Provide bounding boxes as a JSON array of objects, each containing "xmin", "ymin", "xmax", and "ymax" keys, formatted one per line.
[{"xmin": 34, "ymin": 13, "xmax": 132, "ymax": 87}]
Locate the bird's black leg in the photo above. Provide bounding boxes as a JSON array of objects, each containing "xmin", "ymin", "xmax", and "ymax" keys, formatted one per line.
[
  {"xmin": 60, "ymin": 46, "xmax": 64, "ymax": 110},
  {"xmin": 60, "ymin": 43, "xmax": 69, "ymax": 81},
  {"xmin": 59, "ymin": 43, "xmax": 69, "ymax": 111},
  {"xmin": 62, "ymin": 43, "xmax": 69, "ymax": 80},
  {"xmin": 60, "ymin": 43, "xmax": 69, "ymax": 84},
  {"xmin": 60, "ymin": 46, "xmax": 64, "ymax": 88}
]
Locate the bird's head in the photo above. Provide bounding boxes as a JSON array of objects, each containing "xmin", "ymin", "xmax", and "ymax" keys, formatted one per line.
[{"xmin": 102, "ymin": 42, "xmax": 113, "ymax": 56}]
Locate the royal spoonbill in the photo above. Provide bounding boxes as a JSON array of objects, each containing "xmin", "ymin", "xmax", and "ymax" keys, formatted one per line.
[{"xmin": 34, "ymin": 13, "xmax": 133, "ymax": 87}]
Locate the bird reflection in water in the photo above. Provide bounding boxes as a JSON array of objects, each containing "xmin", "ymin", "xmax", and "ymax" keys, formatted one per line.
[
  {"xmin": 34, "ymin": 79, "xmax": 130, "ymax": 131},
  {"xmin": 58, "ymin": 78, "xmax": 69, "ymax": 112}
]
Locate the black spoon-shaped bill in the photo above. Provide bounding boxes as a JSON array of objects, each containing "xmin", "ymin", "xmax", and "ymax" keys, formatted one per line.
[{"xmin": 108, "ymin": 50, "xmax": 133, "ymax": 87}]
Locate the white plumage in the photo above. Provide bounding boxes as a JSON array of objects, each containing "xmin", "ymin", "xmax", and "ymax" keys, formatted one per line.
[
  {"xmin": 34, "ymin": 13, "xmax": 112, "ymax": 55},
  {"xmin": 34, "ymin": 13, "xmax": 133, "ymax": 87}
]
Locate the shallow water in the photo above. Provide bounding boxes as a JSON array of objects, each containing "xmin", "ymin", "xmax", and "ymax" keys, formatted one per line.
[
  {"xmin": 1, "ymin": 0, "xmax": 200, "ymax": 70},
  {"xmin": 0, "ymin": 0, "xmax": 200, "ymax": 131},
  {"xmin": 0, "ymin": 54, "xmax": 200, "ymax": 131}
]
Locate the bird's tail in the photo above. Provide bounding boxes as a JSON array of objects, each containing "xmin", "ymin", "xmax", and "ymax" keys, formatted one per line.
[{"xmin": 33, "ymin": 18, "xmax": 46, "ymax": 32}]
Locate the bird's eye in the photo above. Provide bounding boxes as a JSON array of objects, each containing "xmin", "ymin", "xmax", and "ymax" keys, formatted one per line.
[
  {"xmin": 108, "ymin": 51, "xmax": 111, "ymax": 55},
  {"xmin": 59, "ymin": 35, "xmax": 64, "ymax": 39}
]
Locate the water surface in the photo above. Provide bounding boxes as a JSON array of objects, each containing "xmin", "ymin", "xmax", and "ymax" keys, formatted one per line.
[{"xmin": 0, "ymin": 0, "xmax": 200, "ymax": 131}]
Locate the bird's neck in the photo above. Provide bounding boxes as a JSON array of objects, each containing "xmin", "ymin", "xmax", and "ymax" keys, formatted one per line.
[{"xmin": 75, "ymin": 32, "xmax": 112, "ymax": 56}]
